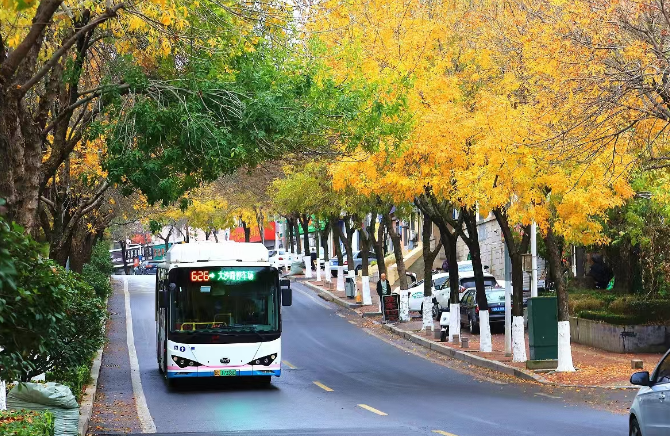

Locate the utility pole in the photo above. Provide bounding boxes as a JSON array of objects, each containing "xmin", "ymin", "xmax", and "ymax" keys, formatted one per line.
[
  {"xmin": 531, "ymin": 221, "xmax": 538, "ymax": 298},
  {"xmin": 504, "ymin": 242, "xmax": 512, "ymax": 357}
]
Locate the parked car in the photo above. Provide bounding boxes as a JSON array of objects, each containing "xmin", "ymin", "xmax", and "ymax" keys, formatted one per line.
[
  {"xmin": 139, "ymin": 260, "xmax": 161, "ymax": 275},
  {"xmin": 330, "ymin": 251, "xmax": 378, "ymax": 276},
  {"xmin": 433, "ymin": 272, "xmax": 500, "ymax": 313},
  {"xmin": 629, "ymin": 348, "xmax": 670, "ymax": 436},
  {"xmin": 459, "ymin": 288, "xmax": 507, "ymax": 334}
]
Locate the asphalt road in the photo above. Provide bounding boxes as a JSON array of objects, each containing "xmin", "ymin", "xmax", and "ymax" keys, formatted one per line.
[{"xmin": 110, "ymin": 275, "xmax": 629, "ymax": 436}]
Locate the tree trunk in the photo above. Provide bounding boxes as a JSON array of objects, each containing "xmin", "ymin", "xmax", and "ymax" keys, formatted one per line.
[
  {"xmin": 369, "ymin": 213, "xmax": 387, "ymax": 275},
  {"xmin": 319, "ymin": 220, "xmax": 330, "ymax": 261},
  {"xmin": 493, "ymin": 208, "xmax": 531, "ymax": 317},
  {"xmin": 213, "ymin": 229, "xmax": 219, "ymax": 243},
  {"xmin": 293, "ymin": 218, "xmax": 301, "ymax": 255},
  {"xmin": 333, "ymin": 218, "xmax": 356, "ymax": 274},
  {"xmin": 422, "ymin": 215, "xmax": 443, "ymax": 298},
  {"xmin": 242, "ymin": 220, "xmax": 251, "ymax": 243},
  {"xmin": 360, "ymin": 221, "xmax": 370, "ymax": 277},
  {"xmin": 461, "ymin": 208, "xmax": 489, "ymax": 311},
  {"xmin": 300, "ymin": 213, "xmax": 310, "ymax": 255},
  {"xmin": 330, "ymin": 218, "xmax": 344, "ymax": 265},
  {"xmin": 119, "ymin": 240, "xmax": 130, "ymax": 275},
  {"xmin": 384, "ymin": 212, "xmax": 408, "ymax": 290},
  {"xmin": 69, "ymin": 227, "xmax": 102, "ymax": 273},
  {"xmin": 545, "ymin": 222, "xmax": 576, "ymax": 372},
  {"xmin": 205, "ymin": 230, "xmax": 211, "ymax": 240},
  {"xmin": 287, "ymin": 217, "xmax": 295, "ymax": 253}
]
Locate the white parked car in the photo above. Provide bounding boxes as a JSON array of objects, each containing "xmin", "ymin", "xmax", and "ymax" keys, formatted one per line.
[
  {"xmin": 269, "ymin": 250, "xmax": 300, "ymax": 269},
  {"xmin": 433, "ymin": 272, "xmax": 499, "ymax": 315},
  {"xmin": 629, "ymin": 348, "xmax": 670, "ymax": 436}
]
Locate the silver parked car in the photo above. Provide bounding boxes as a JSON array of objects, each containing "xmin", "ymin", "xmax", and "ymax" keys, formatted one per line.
[{"xmin": 629, "ymin": 348, "xmax": 670, "ymax": 435}]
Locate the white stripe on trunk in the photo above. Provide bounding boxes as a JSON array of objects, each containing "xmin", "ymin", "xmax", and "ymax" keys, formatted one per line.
[
  {"xmin": 449, "ymin": 303, "xmax": 461, "ymax": 342},
  {"xmin": 303, "ymin": 256, "xmax": 312, "ymax": 279},
  {"xmin": 0, "ymin": 380, "xmax": 5, "ymax": 410},
  {"xmin": 421, "ymin": 296, "xmax": 433, "ymax": 331},
  {"xmin": 324, "ymin": 260, "xmax": 331, "ymax": 283},
  {"xmin": 399, "ymin": 290, "xmax": 410, "ymax": 321},
  {"xmin": 479, "ymin": 310, "xmax": 492, "ymax": 352},
  {"xmin": 315, "ymin": 260, "xmax": 322, "ymax": 281},
  {"xmin": 556, "ymin": 320, "xmax": 576, "ymax": 372},
  {"xmin": 512, "ymin": 316, "xmax": 527, "ymax": 362},
  {"xmin": 336, "ymin": 266, "xmax": 345, "ymax": 291},
  {"xmin": 361, "ymin": 276, "xmax": 372, "ymax": 305}
]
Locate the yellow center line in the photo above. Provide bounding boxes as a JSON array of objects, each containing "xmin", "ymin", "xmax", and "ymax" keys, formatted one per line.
[
  {"xmin": 357, "ymin": 404, "xmax": 387, "ymax": 416},
  {"xmin": 282, "ymin": 360, "xmax": 297, "ymax": 369},
  {"xmin": 313, "ymin": 381, "xmax": 334, "ymax": 392},
  {"xmin": 432, "ymin": 431, "xmax": 458, "ymax": 436}
]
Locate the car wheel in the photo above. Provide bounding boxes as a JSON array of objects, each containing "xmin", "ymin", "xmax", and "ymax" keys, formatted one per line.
[
  {"xmin": 432, "ymin": 303, "xmax": 441, "ymax": 320},
  {"xmin": 629, "ymin": 417, "xmax": 642, "ymax": 436},
  {"xmin": 331, "ymin": 270, "xmax": 338, "ymax": 278},
  {"xmin": 469, "ymin": 317, "xmax": 480, "ymax": 334},
  {"xmin": 355, "ymin": 265, "xmax": 362, "ymax": 274}
]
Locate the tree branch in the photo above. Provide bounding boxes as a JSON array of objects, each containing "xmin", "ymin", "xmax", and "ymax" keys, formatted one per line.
[
  {"xmin": 0, "ymin": 0, "xmax": 63, "ymax": 84},
  {"xmin": 20, "ymin": 3, "xmax": 124, "ymax": 94}
]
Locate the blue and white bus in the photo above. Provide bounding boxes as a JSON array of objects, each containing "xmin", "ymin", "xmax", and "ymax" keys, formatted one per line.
[{"xmin": 155, "ymin": 242, "xmax": 292, "ymax": 384}]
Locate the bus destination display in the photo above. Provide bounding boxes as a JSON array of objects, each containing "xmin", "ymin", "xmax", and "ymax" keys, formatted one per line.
[{"xmin": 190, "ymin": 270, "xmax": 255, "ymax": 282}]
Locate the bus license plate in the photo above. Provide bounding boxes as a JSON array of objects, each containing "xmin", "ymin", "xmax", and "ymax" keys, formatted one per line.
[{"xmin": 214, "ymin": 369, "xmax": 238, "ymax": 377}]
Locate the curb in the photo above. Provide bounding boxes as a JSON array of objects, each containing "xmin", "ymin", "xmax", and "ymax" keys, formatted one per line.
[
  {"xmin": 78, "ymin": 295, "xmax": 109, "ymax": 436},
  {"xmin": 380, "ymin": 324, "xmax": 637, "ymax": 389},
  {"xmin": 297, "ymin": 279, "xmax": 362, "ymax": 310},
  {"xmin": 380, "ymin": 324, "xmax": 545, "ymax": 384}
]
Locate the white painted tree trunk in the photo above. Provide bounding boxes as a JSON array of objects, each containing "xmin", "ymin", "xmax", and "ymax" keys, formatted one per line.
[
  {"xmin": 336, "ymin": 266, "xmax": 345, "ymax": 291},
  {"xmin": 0, "ymin": 380, "xmax": 6, "ymax": 410},
  {"xmin": 303, "ymin": 256, "xmax": 312, "ymax": 278},
  {"xmin": 421, "ymin": 296, "xmax": 433, "ymax": 331},
  {"xmin": 399, "ymin": 290, "xmax": 410, "ymax": 321},
  {"xmin": 556, "ymin": 320, "xmax": 576, "ymax": 372},
  {"xmin": 316, "ymin": 260, "xmax": 322, "ymax": 281},
  {"xmin": 512, "ymin": 316, "xmax": 527, "ymax": 362},
  {"xmin": 449, "ymin": 303, "xmax": 461, "ymax": 342},
  {"xmin": 361, "ymin": 275, "xmax": 372, "ymax": 305},
  {"xmin": 479, "ymin": 310, "xmax": 492, "ymax": 352},
  {"xmin": 325, "ymin": 260, "xmax": 331, "ymax": 283}
]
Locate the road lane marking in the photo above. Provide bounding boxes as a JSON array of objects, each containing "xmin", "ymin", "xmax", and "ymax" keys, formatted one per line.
[
  {"xmin": 432, "ymin": 431, "xmax": 458, "ymax": 436},
  {"xmin": 357, "ymin": 404, "xmax": 387, "ymax": 416},
  {"xmin": 294, "ymin": 286, "xmax": 332, "ymax": 309},
  {"xmin": 282, "ymin": 360, "xmax": 297, "ymax": 369},
  {"xmin": 124, "ymin": 277, "xmax": 157, "ymax": 433},
  {"xmin": 336, "ymin": 313, "xmax": 345, "ymax": 318},
  {"xmin": 313, "ymin": 381, "xmax": 334, "ymax": 392},
  {"xmin": 534, "ymin": 392, "xmax": 562, "ymax": 399},
  {"xmin": 348, "ymin": 320, "xmax": 357, "ymax": 325}
]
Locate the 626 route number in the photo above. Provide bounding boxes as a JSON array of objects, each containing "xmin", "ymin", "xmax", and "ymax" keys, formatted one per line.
[{"xmin": 191, "ymin": 270, "xmax": 210, "ymax": 282}]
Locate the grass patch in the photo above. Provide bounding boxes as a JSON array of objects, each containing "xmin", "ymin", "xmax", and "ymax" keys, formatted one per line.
[{"xmin": 0, "ymin": 410, "xmax": 54, "ymax": 436}]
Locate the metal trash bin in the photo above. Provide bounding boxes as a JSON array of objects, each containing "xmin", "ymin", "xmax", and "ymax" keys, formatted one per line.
[{"xmin": 345, "ymin": 277, "xmax": 356, "ymax": 298}]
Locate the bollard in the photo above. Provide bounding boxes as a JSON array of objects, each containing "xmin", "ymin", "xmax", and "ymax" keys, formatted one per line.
[
  {"xmin": 631, "ymin": 359, "xmax": 643, "ymax": 370},
  {"xmin": 440, "ymin": 328, "xmax": 448, "ymax": 342},
  {"xmin": 434, "ymin": 329, "xmax": 441, "ymax": 340},
  {"xmin": 461, "ymin": 337, "xmax": 469, "ymax": 349},
  {"xmin": 451, "ymin": 334, "xmax": 460, "ymax": 345}
]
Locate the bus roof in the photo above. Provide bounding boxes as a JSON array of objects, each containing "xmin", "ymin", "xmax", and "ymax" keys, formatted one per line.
[{"xmin": 163, "ymin": 241, "xmax": 269, "ymax": 265}]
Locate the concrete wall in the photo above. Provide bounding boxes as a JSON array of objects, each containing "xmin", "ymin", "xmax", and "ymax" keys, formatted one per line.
[{"xmin": 570, "ymin": 316, "xmax": 670, "ymax": 353}]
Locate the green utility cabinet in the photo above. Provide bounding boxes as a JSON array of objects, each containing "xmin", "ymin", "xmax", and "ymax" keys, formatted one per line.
[{"xmin": 527, "ymin": 297, "xmax": 558, "ymax": 360}]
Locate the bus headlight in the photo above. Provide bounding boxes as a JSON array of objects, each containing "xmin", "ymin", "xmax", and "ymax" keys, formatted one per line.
[
  {"xmin": 248, "ymin": 354, "xmax": 277, "ymax": 366},
  {"xmin": 172, "ymin": 355, "xmax": 202, "ymax": 368}
]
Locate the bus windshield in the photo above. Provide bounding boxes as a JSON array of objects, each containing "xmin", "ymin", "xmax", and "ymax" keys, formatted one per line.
[{"xmin": 168, "ymin": 267, "xmax": 278, "ymax": 334}]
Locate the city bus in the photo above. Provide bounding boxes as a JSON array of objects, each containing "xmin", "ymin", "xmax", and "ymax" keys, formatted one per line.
[{"xmin": 155, "ymin": 241, "xmax": 292, "ymax": 384}]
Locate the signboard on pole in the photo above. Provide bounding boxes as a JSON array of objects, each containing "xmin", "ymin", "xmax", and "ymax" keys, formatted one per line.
[{"xmin": 382, "ymin": 294, "xmax": 400, "ymax": 323}]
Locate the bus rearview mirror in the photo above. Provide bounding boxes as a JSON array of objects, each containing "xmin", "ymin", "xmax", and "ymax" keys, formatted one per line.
[{"xmin": 281, "ymin": 286, "xmax": 292, "ymax": 307}]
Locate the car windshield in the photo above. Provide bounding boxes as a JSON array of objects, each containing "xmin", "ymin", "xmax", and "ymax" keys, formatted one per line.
[
  {"xmin": 486, "ymin": 290, "xmax": 506, "ymax": 304},
  {"xmin": 168, "ymin": 267, "xmax": 279, "ymax": 333},
  {"xmin": 458, "ymin": 263, "xmax": 474, "ymax": 272},
  {"xmin": 461, "ymin": 277, "xmax": 498, "ymax": 289},
  {"xmin": 434, "ymin": 276, "xmax": 449, "ymax": 289}
]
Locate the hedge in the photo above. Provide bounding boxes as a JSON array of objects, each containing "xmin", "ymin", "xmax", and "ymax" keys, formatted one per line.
[
  {"xmin": 82, "ymin": 240, "xmax": 114, "ymax": 299},
  {"xmin": 578, "ymin": 300, "xmax": 670, "ymax": 325},
  {"xmin": 0, "ymin": 410, "xmax": 54, "ymax": 436},
  {"xmin": 45, "ymin": 364, "xmax": 91, "ymax": 403}
]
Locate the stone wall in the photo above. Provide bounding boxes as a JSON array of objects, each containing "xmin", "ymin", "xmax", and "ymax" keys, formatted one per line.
[{"xmin": 570, "ymin": 316, "xmax": 670, "ymax": 353}]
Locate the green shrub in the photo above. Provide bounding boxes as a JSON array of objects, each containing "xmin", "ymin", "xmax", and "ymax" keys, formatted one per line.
[
  {"xmin": 82, "ymin": 240, "xmax": 113, "ymax": 299},
  {"xmin": 578, "ymin": 310, "xmax": 641, "ymax": 325},
  {"xmin": 0, "ymin": 218, "xmax": 106, "ymax": 382},
  {"xmin": 0, "ymin": 410, "xmax": 54, "ymax": 436},
  {"xmin": 46, "ymin": 364, "xmax": 91, "ymax": 403},
  {"xmin": 569, "ymin": 296, "xmax": 605, "ymax": 315}
]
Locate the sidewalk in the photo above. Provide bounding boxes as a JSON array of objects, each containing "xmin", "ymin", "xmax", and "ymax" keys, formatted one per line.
[{"xmin": 297, "ymin": 276, "xmax": 664, "ymax": 388}]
